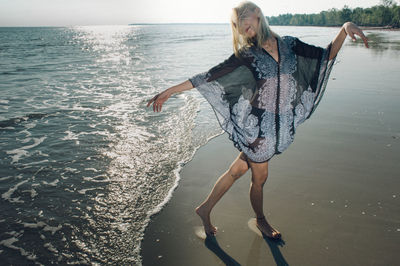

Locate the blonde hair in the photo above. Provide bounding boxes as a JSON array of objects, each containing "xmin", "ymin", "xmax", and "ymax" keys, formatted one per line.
[{"xmin": 231, "ymin": 1, "xmax": 279, "ymax": 58}]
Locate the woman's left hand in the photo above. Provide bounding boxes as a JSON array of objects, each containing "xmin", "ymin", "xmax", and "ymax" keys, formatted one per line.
[{"xmin": 343, "ymin": 22, "xmax": 369, "ymax": 48}]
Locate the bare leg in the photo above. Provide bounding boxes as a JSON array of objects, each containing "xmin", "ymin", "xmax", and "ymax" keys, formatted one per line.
[
  {"xmin": 248, "ymin": 159, "xmax": 281, "ymax": 239},
  {"xmin": 195, "ymin": 152, "xmax": 249, "ymax": 235}
]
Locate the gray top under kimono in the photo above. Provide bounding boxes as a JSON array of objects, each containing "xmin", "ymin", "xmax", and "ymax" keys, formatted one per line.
[{"xmin": 189, "ymin": 36, "xmax": 336, "ymax": 163}]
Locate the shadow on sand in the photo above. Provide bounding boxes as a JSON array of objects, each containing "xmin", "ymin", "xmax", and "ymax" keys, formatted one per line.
[
  {"xmin": 204, "ymin": 236, "xmax": 241, "ymax": 265},
  {"xmin": 204, "ymin": 234, "xmax": 289, "ymax": 266}
]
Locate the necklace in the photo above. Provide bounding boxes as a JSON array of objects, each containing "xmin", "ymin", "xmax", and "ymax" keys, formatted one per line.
[{"xmin": 263, "ymin": 38, "xmax": 276, "ymax": 53}]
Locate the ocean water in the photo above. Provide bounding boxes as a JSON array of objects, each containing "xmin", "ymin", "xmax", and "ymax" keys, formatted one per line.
[{"xmin": 0, "ymin": 24, "xmax": 399, "ymax": 265}]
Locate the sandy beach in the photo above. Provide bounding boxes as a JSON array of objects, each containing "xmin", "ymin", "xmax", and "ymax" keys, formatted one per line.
[
  {"xmin": 141, "ymin": 129, "xmax": 399, "ymax": 265},
  {"xmin": 140, "ymin": 32, "xmax": 400, "ymax": 265}
]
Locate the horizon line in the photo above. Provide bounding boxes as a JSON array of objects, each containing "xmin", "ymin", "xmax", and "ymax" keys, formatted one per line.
[{"xmin": 0, "ymin": 23, "xmax": 231, "ymax": 27}]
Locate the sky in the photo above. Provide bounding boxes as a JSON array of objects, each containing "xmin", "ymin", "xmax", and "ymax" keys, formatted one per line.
[{"xmin": 0, "ymin": 0, "xmax": 390, "ymax": 26}]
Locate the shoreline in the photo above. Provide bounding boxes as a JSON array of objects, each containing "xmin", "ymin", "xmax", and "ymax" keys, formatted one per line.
[
  {"xmin": 145, "ymin": 132, "xmax": 221, "ymax": 218},
  {"xmin": 271, "ymin": 25, "xmax": 400, "ymax": 31},
  {"xmin": 360, "ymin": 25, "xmax": 400, "ymax": 31}
]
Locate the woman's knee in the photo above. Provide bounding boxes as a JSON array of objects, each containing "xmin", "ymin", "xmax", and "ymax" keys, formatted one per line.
[
  {"xmin": 249, "ymin": 162, "xmax": 268, "ymax": 186},
  {"xmin": 228, "ymin": 158, "xmax": 248, "ymax": 180},
  {"xmin": 251, "ymin": 174, "xmax": 268, "ymax": 187}
]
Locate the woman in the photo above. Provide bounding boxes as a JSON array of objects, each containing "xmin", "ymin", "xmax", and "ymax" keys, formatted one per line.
[{"xmin": 147, "ymin": 1, "xmax": 369, "ymax": 239}]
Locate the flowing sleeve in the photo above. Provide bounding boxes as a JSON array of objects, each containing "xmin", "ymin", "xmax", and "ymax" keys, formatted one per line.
[
  {"xmin": 290, "ymin": 37, "xmax": 336, "ymax": 119},
  {"xmin": 188, "ymin": 53, "xmax": 242, "ymax": 88},
  {"xmin": 188, "ymin": 52, "xmax": 257, "ymax": 134}
]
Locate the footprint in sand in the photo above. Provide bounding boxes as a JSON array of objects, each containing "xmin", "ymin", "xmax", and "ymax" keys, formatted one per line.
[
  {"xmin": 247, "ymin": 218, "xmax": 263, "ymax": 237},
  {"xmin": 193, "ymin": 226, "xmax": 219, "ymax": 239},
  {"xmin": 194, "ymin": 226, "xmax": 207, "ymax": 239}
]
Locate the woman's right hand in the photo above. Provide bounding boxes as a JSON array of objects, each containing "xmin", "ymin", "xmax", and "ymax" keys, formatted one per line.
[
  {"xmin": 146, "ymin": 89, "xmax": 172, "ymax": 112},
  {"xmin": 146, "ymin": 80, "xmax": 194, "ymax": 112}
]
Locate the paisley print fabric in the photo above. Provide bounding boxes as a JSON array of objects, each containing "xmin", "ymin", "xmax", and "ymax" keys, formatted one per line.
[{"xmin": 189, "ymin": 36, "xmax": 336, "ymax": 162}]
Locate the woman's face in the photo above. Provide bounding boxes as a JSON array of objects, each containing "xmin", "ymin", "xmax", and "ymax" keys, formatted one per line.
[{"xmin": 238, "ymin": 11, "xmax": 259, "ymax": 38}]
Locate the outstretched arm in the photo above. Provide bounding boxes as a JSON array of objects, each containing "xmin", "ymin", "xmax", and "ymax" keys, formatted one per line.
[
  {"xmin": 147, "ymin": 51, "xmax": 244, "ymax": 112},
  {"xmin": 146, "ymin": 80, "xmax": 194, "ymax": 112},
  {"xmin": 329, "ymin": 22, "xmax": 369, "ymax": 60}
]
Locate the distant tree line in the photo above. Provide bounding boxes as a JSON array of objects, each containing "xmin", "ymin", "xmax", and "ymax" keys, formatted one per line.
[{"xmin": 267, "ymin": 0, "xmax": 400, "ymax": 28}]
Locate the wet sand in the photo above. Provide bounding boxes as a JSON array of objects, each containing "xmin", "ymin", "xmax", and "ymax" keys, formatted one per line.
[
  {"xmin": 140, "ymin": 33, "xmax": 400, "ymax": 265},
  {"xmin": 141, "ymin": 131, "xmax": 399, "ymax": 265}
]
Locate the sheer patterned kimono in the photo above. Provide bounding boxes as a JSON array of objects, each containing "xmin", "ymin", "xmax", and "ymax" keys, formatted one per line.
[{"xmin": 189, "ymin": 36, "xmax": 336, "ymax": 163}]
